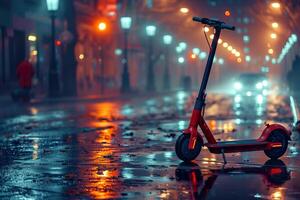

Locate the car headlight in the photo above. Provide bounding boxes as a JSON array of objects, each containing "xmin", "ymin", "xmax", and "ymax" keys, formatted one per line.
[
  {"xmin": 256, "ymin": 95, "xmax": 263, "ymax": 104},
  {"xmin": 234, "ymin": 95, "xmax": 242, "ymax": 103},
  {"xmin": 234, "ymin": 82, "xmax": 242, "ymax": 90},
  {"xmin": 256, "ymin": 82, "xmax": 263, "ymax": 90},
  {"xmin": 262, "ymin": 80, "xmax": 268, "ymax": 87}
]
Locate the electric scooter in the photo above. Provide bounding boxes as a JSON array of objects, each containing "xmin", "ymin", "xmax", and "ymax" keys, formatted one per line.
[{"xmin": 175, "ymin": 17, "xmax": 291, "ymax": 163}]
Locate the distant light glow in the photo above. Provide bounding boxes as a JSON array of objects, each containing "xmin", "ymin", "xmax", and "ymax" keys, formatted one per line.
[
  {"xmin": 265, "ymin": 55, "xmax": 270, "ymax": 61},
  {"xmin": 180, "ymin": 7, "xmax": 189, "ymax": 13},
  {"xmin": 218, "ymin": 58, "xmax": 224, "ymax": 65},
  {"xmin": 98, "ymin": 22, "xmax": 107, "ymax": 31},
  {"xmin": 262, "ymin": 80, "xmax": 268, "ymax": 86},
  {"xmin": 218, "ymin": 39, "xmax": 223, "ymax": 44},
  {"xmin": 234, "ymin": 95, "xmax": 242, "ymax": 103},
  {"xmin": 204, "ymin": 27, "xmax": 210, "ymax": 32},
  {"xmin": 237, "ymin": 57, "xmax": 242, "ymax": 63},
  {"xmin": 190, "ymin": 53, "xmax": 197, "ymax": 59},
  {"xmin": 246, "ymin": 91, "xmax": 252, "ymax": 96},
  {"xmin": 256, "ymin": 82, "xmax": 263, "ymax": 90},
  {"xmin": 199, "ymin": 52, "xmax": 207, "ymax": 60},
  {"xmin": 268, "ymin": 48, "xmax": 274, "ymax": 54},
  {"xmin": 271, "ymin": 2, "xmax": 281, "ymax": 9},
  {"xmin": 115, "ymin": 48, "xmax": 122, "ymax": 55},
  {"xmin": 272, "ymin": 22, "xmax": 279, "ymax": 28},
  {"xmin": 235, "ymin": 52, "xmax": 240, "ymax": 57},
  {"xmin": 245, "ymin": 55, "xmax": 251, "ymax": 62},
  {"xmin": 178, "ymin": 57, "xmax": 185, "ymax": 63},
  {"xmin": 120, "ymin": 16, "xmax": 132, "ymax": 29},
  {"xmin": 46, "ymin": 0, "xmax": 59, "ymax": 11},
  {"xmin": 243, "ymin": 35, "xmax": 250, "ymax": 43},
  {"xmin": 270, "ymin": 33, "xmax": 277, "ymax": 39},
  {"xmin": 192, "ymin": 48, "xmax": 200, "ymax": 55},
  {"xmin": 210, "ymin": 34, "xmax": 214, "ymax": 39},
  {"xmin": 179, "ymin": 42, "xmax": 187, "ymax": 50},
  {"xmin": 146, "ymin": 25, "xmax": 156, "ymax": 36},
  {"xmin": 176, "ymin": 46, "xmax": 182, "ymax": 53},
  {"xmin": 228, "ymin": 46, "xmax": 233, "ymax": 51},
  {"xmin": 79, "ymin": 54, "xmax": 84, "ymax": 60},
  {"xmin": 163, "ymin": 34, "xmax": 172, "ymax": 45},
  {"xmin": 28, "ymin": 35, "xmax": 37, "ymax": 42},
  {"xmin": 223, "ymin": 42, "xmax": 228, "ymax": 48},
  {"xmin": 234, "ymin": 82, "xmax": 242, "ymax": 90},
  {"xmin": 256, "ymin": 94, "xmax": 264, "ymax": 104},
  {"xmin": 32, "ymin": 50, "xmax": 38, "ymax": 56},
  {"xmin": 256, "ymin": 119, "xmax": 263, "ymax": 124},
  {"xmin": 231, "ymin": 49, "xmax": 237, "ymax": 54},
  {"xmin": 263, "ymin": 89, "xmax": 268, "ymax": 95},
  {"xmin": 224, "ymin": 10, "xmax": 231, "ymax": 16}
]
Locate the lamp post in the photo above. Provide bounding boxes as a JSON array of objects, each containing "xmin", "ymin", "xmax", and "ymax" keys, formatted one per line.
[
  {"xmin": 46, "ymin": 0, "xmax": 60, "ymax": 97},
  {"xmin": 146, "ymin": 25, "xmax": 156, "ymax": 92},
  {"xmin": 163, "ymin": 34, "xmax": 172, "ymax": 90},
  {"xmin": 120, "ymin": 16, "xmax": 132, "ymax": 93}
]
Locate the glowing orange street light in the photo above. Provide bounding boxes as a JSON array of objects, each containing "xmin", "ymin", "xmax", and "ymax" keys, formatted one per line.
[
  {"xmin": 272, "ymin": 22, "xmax": 279, "ymax": 28},
  {"xmin": 190, "ymin": 53, "xmax": 197, "ymax": 59},
  {"xmin": 224, "ymin": 10, "xmax": 231, "ymax": 16},
  {"xmin": 271, "ymin": 2, "xmax": 281, "ymax": 9},
  {"xmin": 98, "ymin": 22, "xmax": 107, "ymax": 31},
  {"xmin": 237, "ymin": 57, "xmax": 242, "ymax": 63},
  {"xmin": 268, "ymin": 48, "xmax": 274, "ymax": 54},
  {"xmin": 270, "ymin": 33, "xmax": 277, "ymax": 39},
  {"xmin": 203, "ymin": 27, "xmax": 210, "ymax": 32},
  {"xmin": 180, "ymin": 7, "xmax": 189, "ymax": 13}
]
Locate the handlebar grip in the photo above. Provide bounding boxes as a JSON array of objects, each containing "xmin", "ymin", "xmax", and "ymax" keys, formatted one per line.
[
  {"xmin": 192, "ymin": 16, "xmax": 203, "ymax": 23},
  {"xmin": 221, "ymin": 24, "xmax": 235, "ymax": 31}
]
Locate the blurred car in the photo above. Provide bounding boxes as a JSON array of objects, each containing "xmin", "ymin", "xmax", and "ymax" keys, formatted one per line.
[{"xmin": 233, "ymin": 73, "xmax": 269, "ymax": 106}]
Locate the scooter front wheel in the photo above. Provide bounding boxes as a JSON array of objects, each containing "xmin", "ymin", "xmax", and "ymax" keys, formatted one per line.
[
  {"xmin": 175, "ymin": 134, "xmax": 202, "ymax": 162},
  {"xmin": 264, "ymin": 131, "xmax": 288, "ymax": 159}
]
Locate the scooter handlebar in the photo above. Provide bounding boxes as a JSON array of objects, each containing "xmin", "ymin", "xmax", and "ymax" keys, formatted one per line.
[{"xmin": 192, "ymin": 16, "xmax": 235, "ymax": 31}]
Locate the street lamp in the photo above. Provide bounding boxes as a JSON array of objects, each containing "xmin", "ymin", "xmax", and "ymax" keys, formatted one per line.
[
  {"xmin": 46, "ymin": 0, "xmax": 60, "ymax": 97},
  {"xmin": 271, "ymin": 2, "xmax": 281, "ymax": 9},
  {"xmin": 163, "ymin": 34, "xmax": 172, "ymax": 90},
  {"xmin": 120, "ymin": 16, "xmax": 132, "ymax": 93},
  {"xmin": 146, "ymin": 25, "xmax": 156, "ymax": 91}
]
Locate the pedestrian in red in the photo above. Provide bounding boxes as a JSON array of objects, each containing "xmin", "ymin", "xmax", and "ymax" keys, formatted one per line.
[
  {"xmin": 17, "ymin": 59, "xmax": 35, "ymax": 89},
  {"xmin": 12, "ymin": 59, "xmax": 35, "ymax": 102}
]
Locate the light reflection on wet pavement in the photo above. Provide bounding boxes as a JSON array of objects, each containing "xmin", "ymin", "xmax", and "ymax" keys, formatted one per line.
[{"xmin": 0, "ymin": 92, "xmax": 299, "ymax": 199}]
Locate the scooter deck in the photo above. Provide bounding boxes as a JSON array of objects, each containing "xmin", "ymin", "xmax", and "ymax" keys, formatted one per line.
[{"xmin": 206, "ymin": 139, "xmax": 269, "ymax": 154}]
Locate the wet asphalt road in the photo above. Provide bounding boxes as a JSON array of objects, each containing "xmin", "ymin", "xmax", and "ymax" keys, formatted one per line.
[{"xmin": 0, "ymin": 91, "xmax": 299, "ymax": 200}]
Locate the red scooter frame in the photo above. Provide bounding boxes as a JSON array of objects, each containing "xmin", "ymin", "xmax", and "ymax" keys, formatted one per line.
[{"xmin": 175, "ymin": 17, "xmax": 291, "ymax": 163}]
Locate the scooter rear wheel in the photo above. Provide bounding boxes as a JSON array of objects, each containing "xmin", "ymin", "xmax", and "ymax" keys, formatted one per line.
[
  {"xmin": 264, "ymin": 131, "xmax": 288, "ymax": 159},
  {"xmin": 175, "ymin": 134, "xmax": 202, "ymax": 162}
]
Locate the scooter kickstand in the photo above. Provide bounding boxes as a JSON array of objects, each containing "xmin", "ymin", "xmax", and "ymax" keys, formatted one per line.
[{"xmin": 221, "ymin": 149, "xmax": 227, "ymax": 165}]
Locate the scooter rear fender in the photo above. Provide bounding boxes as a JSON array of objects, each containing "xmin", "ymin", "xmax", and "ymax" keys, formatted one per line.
[{"xmin": 258, "ymin": 123, "xmax": 291, "ymax": 142}]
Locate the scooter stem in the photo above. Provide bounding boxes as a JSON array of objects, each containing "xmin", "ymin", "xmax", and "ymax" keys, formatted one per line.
[
  {"xmin": 194, "ymin": 27, "xmax": 221, "ymax": 110},
  {"xmin": 185, "ymin": 27, "xmax": 221, "ymax": 149}
]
